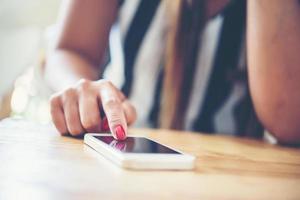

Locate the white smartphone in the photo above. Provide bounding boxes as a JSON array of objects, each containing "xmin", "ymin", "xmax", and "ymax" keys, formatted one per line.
[{"xmin": 84, "ymin": 133, "xmax": 196, "ymax": 170}]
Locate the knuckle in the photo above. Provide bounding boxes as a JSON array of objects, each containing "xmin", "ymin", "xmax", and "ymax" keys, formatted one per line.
[
  {"xmin": 62, "ymin": 88, "xmax": 77, "ymax": 101},
  {"xmin": 78, "ymin": 91, "xmax": 96, "ymax": 103},
  {"xmin": 99, "ymin": 79, "xmax": 114, "ymax": 88},
  {"xmin": 77, "ymin": 79, "xmax": 92, "ymax": 92}
]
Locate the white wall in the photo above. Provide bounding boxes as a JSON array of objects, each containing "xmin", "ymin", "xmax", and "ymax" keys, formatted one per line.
[
  {"xmin": 0, "ymin": 0, "xmax": 62, "ymax": 95},
  {"xmin": 0, "ymin": 0, "xmax": 62, "ymax": 120},
  {"xmin": 0, "ymin": 0, "xmax": 61, "ymax": 28}
]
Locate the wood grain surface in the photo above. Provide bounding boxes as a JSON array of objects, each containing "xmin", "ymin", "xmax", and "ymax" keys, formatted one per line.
[{"xmin": 0, "ymin": 119, "xmax": 299, "ymax": 200}]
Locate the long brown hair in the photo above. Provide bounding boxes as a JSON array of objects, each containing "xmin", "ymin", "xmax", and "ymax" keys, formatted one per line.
[{"xmin": 160, "ymin": 0, "xmax": 207, "ymax": 129}]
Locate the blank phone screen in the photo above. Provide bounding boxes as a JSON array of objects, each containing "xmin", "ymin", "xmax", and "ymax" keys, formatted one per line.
[{"xmin": 94, "ymin": 136, "xmax": 181, "ymax": 154}]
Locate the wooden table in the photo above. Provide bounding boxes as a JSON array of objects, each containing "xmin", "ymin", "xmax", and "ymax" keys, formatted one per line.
[{"xmin": 0, "ymin": 119, "xmax": 300, "ymax": 200}]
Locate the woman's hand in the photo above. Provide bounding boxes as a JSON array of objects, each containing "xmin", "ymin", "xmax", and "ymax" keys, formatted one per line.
[{"xmin": 50, "ymin": 79, "xmax": 136, "ymax": 140}]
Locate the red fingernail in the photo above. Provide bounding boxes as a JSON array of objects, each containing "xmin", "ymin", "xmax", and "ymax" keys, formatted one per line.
[
  {"xmin": 102, "ymin": 117, "xmax": 109, "ymax": 131},
  {"xmin": 115, "ymin": 125, "xmax": 126, "ymax": 140}
]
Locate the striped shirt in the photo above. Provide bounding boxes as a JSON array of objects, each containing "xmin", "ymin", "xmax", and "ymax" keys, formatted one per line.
[{"xmin": 103, "ymin": 0, "xmax": 263, "ymax": 138}]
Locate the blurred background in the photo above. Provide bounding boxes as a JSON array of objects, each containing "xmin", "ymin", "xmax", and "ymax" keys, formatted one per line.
[{"xmin": 0, "ymin": 0, "xmax": 62, "ymax": 123}]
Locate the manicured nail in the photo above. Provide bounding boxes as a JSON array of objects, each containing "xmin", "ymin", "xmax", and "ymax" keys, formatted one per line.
[
  {"xmin": 115, "ymin": 125, "xmax": 126, "ymax": 140},
  {"xmin": 102, "ymin": 117, "xmax": 109, "ymax": 131}
]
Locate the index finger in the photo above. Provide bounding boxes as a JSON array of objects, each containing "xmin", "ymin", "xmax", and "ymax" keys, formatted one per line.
[{"xmin": 99, "ymin": 84, "xmax": 127, "ymax": 140}]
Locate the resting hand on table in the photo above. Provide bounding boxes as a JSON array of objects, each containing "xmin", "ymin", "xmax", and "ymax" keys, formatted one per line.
[{"xmin": 50, "ymin": 79, "xmax": 136, "ymax": 140}]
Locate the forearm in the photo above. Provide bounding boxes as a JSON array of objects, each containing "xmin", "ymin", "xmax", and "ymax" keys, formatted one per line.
[
  {"xmin": 44, "ymin": 0, "xmax": 117, "ymax": 92},
  {"xmin": 45, "ymin": 49, "xmax": 101, "ymax": 92},
  {"xmin": 247, "ymin": 0, "xmax": 300, "ymax": 144}
]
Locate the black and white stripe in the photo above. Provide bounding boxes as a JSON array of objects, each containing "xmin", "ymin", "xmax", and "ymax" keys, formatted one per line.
[{"xmin": 105, "ymin": 0, "xmax": 263, "ymax": 137}]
